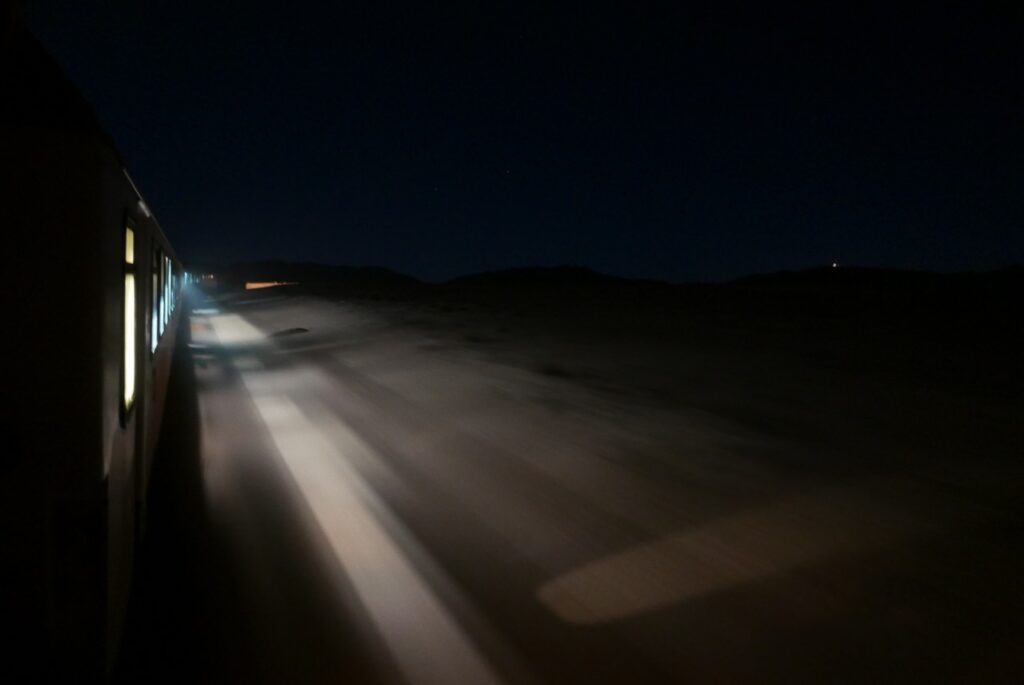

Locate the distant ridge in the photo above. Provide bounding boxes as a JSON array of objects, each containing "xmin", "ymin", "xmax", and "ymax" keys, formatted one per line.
[
  {"xmin": 201, "ymin": 260, "xmax": 419, "ymax": 286},
  {"xmin": 730, "ymin": 265, "xmax": 1024, "ymax": 291},
  {"xmin": 192, "ymin": 260, "xmax": 1022, "ymax": 292},
  {"xmin": 446, "ymin": 266, "xmax": 632, "ymax": 286}
]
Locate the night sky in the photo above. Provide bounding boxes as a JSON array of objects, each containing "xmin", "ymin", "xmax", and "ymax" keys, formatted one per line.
[{"xmin": 27, "ymin": 2, "xmax": 1023, "ymax": 282}]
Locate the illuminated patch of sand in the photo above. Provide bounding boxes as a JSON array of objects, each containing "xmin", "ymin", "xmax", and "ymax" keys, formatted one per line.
[{"xmin": 538, "ymin": 482, "xmax": 938, "ymax": 624}]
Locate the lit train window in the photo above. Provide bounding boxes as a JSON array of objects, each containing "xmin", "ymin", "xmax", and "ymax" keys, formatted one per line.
[
  {"xmin": 163, "ymin": 256, "xmax": 170, "ymax": 326},
  {"xmin": 152, "ymin": 246, "xmax": 160, "ymax": 353},
  {"xmin": 159, "ymin": 254, "xmax": 166, "ymax": 335},
  {"xmin": 124, "ymin": 226, "xmax": 137, "ymax": 413},
  {"xmin": 156, "ymin": 253, "xmax": 162, "ymax": 333}
]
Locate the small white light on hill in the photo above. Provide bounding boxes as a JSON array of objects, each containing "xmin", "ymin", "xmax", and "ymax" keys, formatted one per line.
[{"xmin": 831, "ymin": 262, "xmax": 838, "ymax": 268}]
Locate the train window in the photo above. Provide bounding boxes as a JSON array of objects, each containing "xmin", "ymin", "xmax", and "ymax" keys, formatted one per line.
[
  {"xmin": 166, "ymin": 258, "xmax": 172, "ymax": 318},
  {"xmin": 169, "ymin": 258, "xmax": 174, "ymax": 313},
  {"xmin": 151, "ymin": 246, "xmax": 160, "ymax": 353},
  {"xmin": 158, "ymin": 256, "xmax": 163, "ymax": 336},
  {"xmin": 125, "ymin": 227, "xmax": 134, "ymax": 263},
  {"xmin": 124, "ymin": 226, "xmax": 137, "ymax": 413},
  {"xmin": 163, "ymin": 256, "xmax": 170, "ymax": 327},
  {"xmin": 159, "ymin": 253, "xmax": 166, "ymax": 336}
]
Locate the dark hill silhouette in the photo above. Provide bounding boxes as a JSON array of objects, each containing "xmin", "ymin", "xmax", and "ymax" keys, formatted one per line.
[
  {"xmin": 730, "ymin": 265, "xmax": 1024, "ymax": 293},
  {"xmin": 195, "ymin": 262, "xmax": 1022, "ymax": 320},
  {"xmin": 197, "ymin": 261, "xmax": 1023, "ymax": 293},
  {"xmin": 203, "ymin": 261, "xmax": 419, "ymax": 288},
  {"xmin": 445, "ymin": 266, "xmax": 630, "ymax": 286}
]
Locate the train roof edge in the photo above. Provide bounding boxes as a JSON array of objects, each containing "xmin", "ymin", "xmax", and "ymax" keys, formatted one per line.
[{"xmin": 3, "ymin": 22, "xmax": 180, "ymax": 264}]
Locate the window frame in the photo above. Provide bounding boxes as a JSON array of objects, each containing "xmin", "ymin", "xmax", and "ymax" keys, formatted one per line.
[{"xmin": 121, "ymin": 219, "xmax": 138, "ymax": 425}]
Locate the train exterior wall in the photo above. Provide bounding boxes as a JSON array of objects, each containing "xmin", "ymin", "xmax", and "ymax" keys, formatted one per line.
[
  {"xmin": 98, "ymin": 144, "xmax": 142, "ymax": 668},
  {"xmin": 4, "ymin": 28, "xmax": 185, "ymax": 677},
  {"xmin": 6, "ymin": 122, "xmax": 110, "ymax": 675}
]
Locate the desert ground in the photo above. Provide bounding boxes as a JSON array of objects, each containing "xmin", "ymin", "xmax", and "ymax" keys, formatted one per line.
[{"xmin": 117, "ymin": 270, "xmax": 1023, "ymax": 683}]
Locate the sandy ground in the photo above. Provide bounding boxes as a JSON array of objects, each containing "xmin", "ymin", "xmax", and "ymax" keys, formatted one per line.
[{"xmin": 116, "ymin": 282, "xmax": 1023, "ymax": 683}]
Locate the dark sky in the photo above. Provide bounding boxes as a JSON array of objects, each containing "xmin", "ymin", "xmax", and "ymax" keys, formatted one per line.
[{"xmin": 27, "ymin": 2, "xmax": 1023, "ymax": 281}]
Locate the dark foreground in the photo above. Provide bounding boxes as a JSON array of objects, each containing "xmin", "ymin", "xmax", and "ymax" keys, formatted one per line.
[{"xmin": 116, "ymin": 276, "xmax": 1023, "ymax": 683}]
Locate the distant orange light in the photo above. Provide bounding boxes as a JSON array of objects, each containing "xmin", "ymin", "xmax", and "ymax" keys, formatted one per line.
[{"xmin": 245, "ymin": 281, "xmax": 296, "ymax": 290}]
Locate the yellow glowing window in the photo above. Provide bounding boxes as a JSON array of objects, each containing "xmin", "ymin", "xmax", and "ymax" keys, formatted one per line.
[
  {"xmin": 124, "ymin": 227, "xmax": 137, "ymax": 413},
  {"xmin": 125, "ymin": 228, "xmax": 134, "ymax": 264}
]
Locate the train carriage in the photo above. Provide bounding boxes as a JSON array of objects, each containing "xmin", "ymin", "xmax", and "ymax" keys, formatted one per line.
[{"xmin": 3, "ymin": 19, "xmax": 184, "ymax": 678}]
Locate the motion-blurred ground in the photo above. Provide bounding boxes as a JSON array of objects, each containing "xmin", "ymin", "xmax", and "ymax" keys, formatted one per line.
[{"xmin": 117, "ymin": 268, "xmax": 1023, "ymax": 683}]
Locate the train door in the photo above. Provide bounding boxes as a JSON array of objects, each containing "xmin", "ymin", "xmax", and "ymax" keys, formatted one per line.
[{"xmin": 107, "ymin": 220, "xmax": 142, "ymax": 666}]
